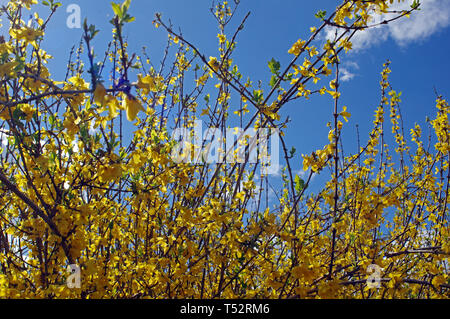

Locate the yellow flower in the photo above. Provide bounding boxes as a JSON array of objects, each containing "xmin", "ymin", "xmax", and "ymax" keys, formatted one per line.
[
  {"xmin": 123, "ymin": 95, "xmax": 145, "ymax": 121},
  {"xmin": 0, "ymin": 43, "xmax": 13, "ymax": 55},
  {"xmin": 0, "ymin": 61, "xmax": 19, "ymax": 78},
  {"xmin": 327, "ymin": 90, "xmax": 341, "ymax": 99},
  {"xmin": 17, "ymin": 0, "xmax": 38, "ymax": 10},
  {"xmin": 217, "ymin": 33, "xmax": 226, "ymax": 44},
  {"xmin": 21, "ymin": 104, "xmax": 35, "ymax": 122},
  {"xmin": 339, "ymin": 38, "xmax": 353, "ymax": 53},
  {"xmin": 431, "ymin": 275, "xmax": 447, "ymax": 288},
  {"xmin": 137, "ymin": 74, "xmax": 157, "ymax": 94},
  {"xmin": 93, "ymin": 83, "xmax": 107, "ymax": 106},
  {"xmin": 35, "ymin": 155, "xmax": 48, "ymax": 170},
  {"xmin": 288, "ymin": 39, "xmax": 306, "ymax": 56},
  {"xmin": 208, "ymin": 56, "xmax": 220, "ymax": 72},
  {"xmin": 99, "ymin": 164, "xmax": 123, "ymax": 183},
  {"xmin": 104, "ymin": 95, "xmax": 120, "ymax": 118},
  {"xmin": 236, "ymin": 191, "xmax": 246, "ymax": 202},
  {"xmin": 329, "ymin": 79, "xmax": 337, "ymax": 90},
  {"xmin": 302, "ymin": 154, "xmax": 312, "ymax": 172},
  {"xmin": 388, "ymin": 272, "xmax": 403, "ymax": 289},
  {"xmin": 68, "ymin": 76, "xmax": 89, "ymax": 90},
  {"xmin": 340, "ymin": 106, "xmax": 351, "ymax": 122},
  {"xmin": 9, "ymin": 26, "xmax": 44, "ymax": 49},
  {"xmin": 195, "ymin": 73, "xmax": 209, "ymax": 87},
  {"xmin": 322, "ymin": 66, "xmax": 332, "ymax": 76},
  {"xmin": 63, "ymin": 113, "xmax": 80, "ymax": 137},
  {"xmin": 0, "ymin": 105, "xmax": 14, "ymax": 120}
]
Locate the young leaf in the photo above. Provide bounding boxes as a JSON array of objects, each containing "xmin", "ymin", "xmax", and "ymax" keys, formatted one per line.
[
  {"xmin": 269, "ymin": 75, "xmax": 278, "ymax": 88},
  {"xmin": 111, "ymin": 2, "xmax": 122, "ymax": 17},
  {"xmin": 315, "ymin": 10, "xmax": 327, "ymax": 21},
  {"xmin": 411, "ymin": 0, "xmax": 421, "ymax": 10},
  {"xmin": 294, "ymin": 174, "xmax": 305, "ymax": 193},
  {"xmin": 268, "ymin": 58, "xmax": 281, "ymax": 74}
]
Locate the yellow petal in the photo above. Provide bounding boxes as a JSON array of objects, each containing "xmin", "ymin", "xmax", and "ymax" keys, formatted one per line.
[
  {"xmin": 93, "ymin": 83, "xmax": 107, "ymax": 106},
  {"xmin": 125, "ymin": 96, "xmax": 145, "ymax": 121}
]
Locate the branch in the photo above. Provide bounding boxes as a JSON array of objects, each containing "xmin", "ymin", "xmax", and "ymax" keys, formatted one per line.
[{"xmin": 385, "ymin": 246, "xmax": 448, "ymax": 258}]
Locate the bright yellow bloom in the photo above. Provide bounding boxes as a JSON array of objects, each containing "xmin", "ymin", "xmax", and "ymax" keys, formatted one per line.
[
  {"xmin": 123, "ymin": 95, "xmax": 145, "ymax": 121},
  {"xmin": 9, "ymin": 26, "xmax": 43, "ymax": 49},
  {"xmin": 195, "ymin": 73, "xmax": 209, "ymax": 87},
  {"xmin": 16, "ymin": 0, "xmax": 38, "ymax": 9},
  {"xmin": 340, "ymin": 106, "xmax": 351, "ymax": 122},
  {"xmin": 339, "ymin": 38, "xmax": 353, "ymax": 53},
  {"xmin": 288, "ymin": 39, "xmax": 306, "ymax": 56},
  {"xmin": 236, "ymin": 191, "xmax": 246, "ymax": 202},
  {"xmin": 0, "ymin": 61, "xmax": 19, "ymax": 78},
  {"xmin": 217, "ymin": 33, "xmax": 226, "ymax": 44},
  {"xmin": 0, "ymin": 43, "xmax": 13, "ymax": 55},
  {"xmin": 208, "ymin": 56, "xmax": 220, "ymax": 72},
  {"xmin": 137, "ymin": 74, "xmax": 159, "ymax": 94},
  {"xmin": 20, "ymin": 104, "xmax": 35, "ymax": 122},
  {"xmin": 93, "ymin": 83, "xmax": 107, "ymax": 106}
]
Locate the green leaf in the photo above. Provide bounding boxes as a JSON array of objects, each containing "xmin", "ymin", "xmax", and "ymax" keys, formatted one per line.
[
  {"xmin": 252, "ymin": 90, "xmax": 263, "ymax": 104},
  {"xmin": 268, "ymin": 58, "xmax": 280, "ymax": 74},
  {"xmin": 12, "ymin": 107, "xmax": 25, "ymax": 122},
  {"xmin": 48, "ymin": 115, "xmax": 56, "ymax": 126},
  {"xmin": 121, "ymin": 0, "xmax": 132, "ymax": 12},
  {"xmin": 268, "ymin": 58, "xmax": 281, "ymax": 88},
  {"xmin": 289, "ymin": 147, "xmax": 296, "ymax": 158},
  {"xmin": 83, "ymin": 18, "xmax": 88, "ymax": 31},
  {"xmin": 111, "ymin": 2, "xmax": 122, "ymax": 17},
  {"xmin": 315, "ymin": 10, "xmax": 327, "ymax": 21},
  {"xmin": 411, "ymin": 0, "xmax": 421, "ymax": 10},
  {"xmin": 349, "ymin": 233, "xmax": 356, "ymax": 245},
  {"xmin": 80, "ymin": 124, "xmax": 89, "ymax": 142},
  {"xmin": 130, "ymin": 62, "xmax": 140, "ymax": 69},
  {"xmin": 269, "ymin": 75, "xmax": 278, "ymax": 88},
  {"xmin": 294, "ymin": 174, "xmax": 305, "ymax": 193},
  {"xmin": 124, "ymin": 15, "xmax": 135, "ymax": 23},
  {"xmin": 49, "ymin": 151, "xmax": 56, "ymax": 164}
]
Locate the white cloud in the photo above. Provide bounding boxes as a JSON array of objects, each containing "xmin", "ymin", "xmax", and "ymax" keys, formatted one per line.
[
  {"xmin": 389, "ymin": 0, "xmax": 450, "ymax": 45},
  {"xmin": 339, "ymin": 61, "xmax": 359, "ymax": 82},
  {"xmin": 341, "ymin": 68, "xmax": 356, "ymax": 82},
  {"xmin": 325, "ymin": 0, "xmax": 450, "ymax": 51},
  {"xmin": 344, "ymin": 61, "xmax": 360, "ymax": 70}
]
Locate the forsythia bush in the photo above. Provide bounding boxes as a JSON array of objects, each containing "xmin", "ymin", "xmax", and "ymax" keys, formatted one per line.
[{"xmin": 0, "ymin": 0, "xmax": 448, "ymax": 298}]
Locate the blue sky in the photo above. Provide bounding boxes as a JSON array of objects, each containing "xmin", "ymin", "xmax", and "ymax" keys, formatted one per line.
[{"xmin": 1, "ymin": 0, "xmax": 450, "ymax": 195}]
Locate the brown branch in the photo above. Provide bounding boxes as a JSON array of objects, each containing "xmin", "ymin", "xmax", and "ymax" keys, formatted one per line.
[{"xmin": 385, "ymin": 246, "xmax": 448, "ymax": 258}]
